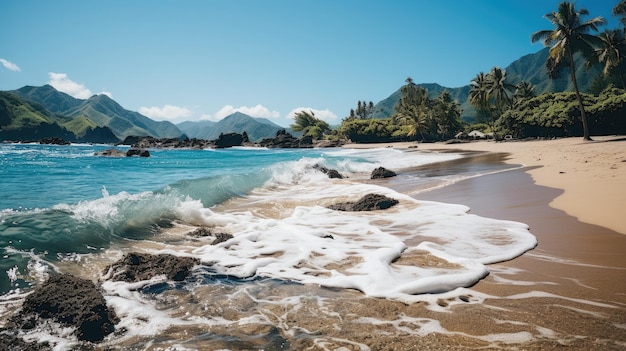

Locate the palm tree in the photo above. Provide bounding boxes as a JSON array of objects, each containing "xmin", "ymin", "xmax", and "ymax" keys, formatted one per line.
[
  {"xmin": 290, "ymin": 110, "xmax": 330, "ymax": 139},
  {"xmin": 393, "ymin": 77, "xmax": 430, "ymax": 140},
  {"xmin": 593, "ymin": 29, "xmax": 626, "ymax": 89},
  {"xmin": 531, "ymin": 1, "xmax": 606, "ymax": 141},
  {"xmin": 513, "ymin": 81, "xmax": 536, "ymax": 105},
  {"xmin": 486, "ymin": 66, "xmax": 515, "ymax": 114},
  {"xmin": 469, "ymin": 72, "xmax": 491, "ymax": 123},
  {"xmin": 433, "ymin": 90, "xmax": 463, "ymax": 139}
]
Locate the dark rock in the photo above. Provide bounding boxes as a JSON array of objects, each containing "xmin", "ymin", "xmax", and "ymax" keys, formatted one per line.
[
  {"xmin": 38, "ymin": 137, "xmax": 70, "ymax": 145},
  {"xmin": 370, "ymin": 167, "xmax": 397, "ymax": 179},
  {"xmin": 212, "ymin": 233, "xmax": 234, "ymax": 245},
  {"xmin": 328, "ymin": 193, "xmax": 399, "ymax": 211},
  {"xmin": 215, "ymin": 132, "xmax": 244, "ymax": 148},
  {"xmin": 10, "ymin": 274, "xmax": 118, "ymax": 342},
  {"xmin": 188, "ymin": 227, "xmax": 213, "ymax": 237},
  {"xmin": 104, "ymin": 252, "xmax": 200, "ymax": 282},
  {"xmin": 187, "ymin": 227, "xmax": 233, "ymax": 244},
  {"xmin": 313, "ymin": 164, "xmax": 344, "ymax": 179},
  {"xmin": 126, "ymin": 148, "xmax": 150, "ymax": 157}
]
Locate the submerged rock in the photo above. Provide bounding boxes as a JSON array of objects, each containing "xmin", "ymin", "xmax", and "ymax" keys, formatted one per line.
[
  {"xmin": 328, "ymin": 193, "xmax": 399, "ymax": 211},
  {"xmin": 103, "ymin": 252, "xmax": 200, "ymax": 282},
  {"xmin": 94, "ymin": 148, "xmax": 150, "ymax": 157},
  {"xmin": 9, "ymin": 274, "xmax": 118, "ymax": 342},
  {"xmin": 370, "ymin": 167, "xmax": 397, "ymax": 179}
]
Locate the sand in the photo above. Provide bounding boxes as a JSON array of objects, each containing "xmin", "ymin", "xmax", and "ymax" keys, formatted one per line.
[
  {"xmin": 345, "ymin": 136, "xmax": 626, "ymax": 235},
  {"xmin": 343, "ymin": 136, "xmax": 626, "ymax": 349}
]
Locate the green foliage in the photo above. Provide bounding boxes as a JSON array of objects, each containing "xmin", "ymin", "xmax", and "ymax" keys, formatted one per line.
[
  {"xmin": 339, "ymin": 118, "xmax": 408, "ymax": 143},
  {"xmin": 496, "ymin": 86, "xmax": 626, "ymax": 138},
  {"xmin": 290, "ymin": 110, "xmax": 330, "ymax": 140}
]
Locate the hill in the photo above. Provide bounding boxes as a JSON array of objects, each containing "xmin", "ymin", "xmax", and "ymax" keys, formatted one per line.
[
  {"xmin": 177, "ymin": 120, "xmax": 217, "ymax": 139},
  {"xmin": 12, "ymin": 85, "xmax": 183, "ymax": 139},
  {"xmin": 178, "ymin": 112, "xmax": 288, "ymax": 141},
  {"xmin": 372, "ymin": 47, "xmax": 602, "ymax": 120},
  {"xmin": 0, "ymin": 91, "xmax": 119, "ymax": 143}
]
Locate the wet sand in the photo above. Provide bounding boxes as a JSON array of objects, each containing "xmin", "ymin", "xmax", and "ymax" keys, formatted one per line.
[{"xmin": 411, "ymin": 155, "xmax": 626, "ymax": 350}]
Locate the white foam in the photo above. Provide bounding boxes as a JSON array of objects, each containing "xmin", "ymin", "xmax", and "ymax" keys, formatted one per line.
[{"xmin": 184, "ymin": 179, "xmax": 537, "ymax": 302}]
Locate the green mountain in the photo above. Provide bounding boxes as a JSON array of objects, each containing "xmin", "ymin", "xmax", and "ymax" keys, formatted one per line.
[
  {"xmin": 0, "ymin": 91, "xmax": 119, "ymax": 143},
  {"xmin": 178, "ymin": 112, "xmax": 288, "ymax": 141},
  {"xmin": 177, "ymin": 120, "xmax": 217, "ymax": 139},
  {"xmin": 12, "ymin": 85, "xmax": 183, "ymax": 139},
  {"xmin": 372, "ymin": 47, "xmax": 603, "ymax": 120}
]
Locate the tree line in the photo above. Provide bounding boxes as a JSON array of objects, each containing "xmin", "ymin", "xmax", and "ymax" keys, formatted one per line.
[{"xmin": 291, "ymin": 1, "xmax": 626, "ymax": 142}]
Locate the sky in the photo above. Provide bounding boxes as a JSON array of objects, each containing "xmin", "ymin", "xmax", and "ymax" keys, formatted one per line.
[{"xmin": 0, "ymin": 1, "xmax": 620, "ymax": 127}]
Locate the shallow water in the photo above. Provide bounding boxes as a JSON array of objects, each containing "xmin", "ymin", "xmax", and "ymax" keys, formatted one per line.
[{"xmin": 0, "ymin": 143, "xmax": 543, "ymax": 350}]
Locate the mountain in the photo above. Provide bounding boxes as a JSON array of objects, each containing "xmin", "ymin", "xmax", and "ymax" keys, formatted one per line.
[
  {"xmin": 177, "ymin": 120, "xmax": 217, "ymax": 139},
  {"xmin": 0, "ymin": 91, "xmax": 119, "ymax": 143},
  {"xmin": 12, "ymin": 85, "xmax": 184, "ymax": 139},
  {"xmin": 178, "ymin": 112, "xmax": 287, "ymax": 141},
  {"xmin": 372, "ymin": 47, "xmax": 603, "ymax": 120}
]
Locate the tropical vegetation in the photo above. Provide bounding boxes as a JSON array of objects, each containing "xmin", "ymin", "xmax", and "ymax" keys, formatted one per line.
[{"xmin": 332, "ymin": 0, "xmax": 626, "ymax": 143}]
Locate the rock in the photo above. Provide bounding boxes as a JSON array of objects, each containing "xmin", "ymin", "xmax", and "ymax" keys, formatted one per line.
[
  {"xmin": 214, "ymin": 132, "xmax": 244, "ymax": 148},
  {"xmin": 313, "ymin": 164, "xmax": 343, "ymax": 179},
  {"xmin": 212, "ymin": 233, "xmax": 234, "ymax": 245},
  {"xmin": 10, "ymin": 274, "xmax": 118, "ymax": 342},
  {"xmin": 94, "ymin": 148, "xmax": 127, "ymax": 157},
  {"xmin": 103, "ymin": 252, "xmax": 200, "ymax": 282},
  {"xmin": 38, "ymin": 137, "xmax": 70, "ymax": 145},
  {"xmin": 370, "ymin": 167, "xmax": 397, "ymax": 179},
  {"xmin": 126, "ymin": 148, "xmax": 150, "ymax": 157},
  {"xmin": 328, "ymin": 193, "xmax": 399, "ymax": 211}
]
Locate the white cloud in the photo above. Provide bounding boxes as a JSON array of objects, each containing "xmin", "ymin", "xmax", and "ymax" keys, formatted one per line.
[
  {"xmin": 139, "ymin": 105, "xmax": 193, "ymax": 122},
  {"xmin": 48, "ymin": 72, "xmax": 93, "ymax": 99},
  {"xmin": 0, "ymin": 58, "xmax": 20, "ymax": 72},
  {"xmin": 211, "ymin": 104, "xmax": 281, "ymax": 122},
  {"xmin": 287, "ymin": 107, "xmax": 338, "ymax": 123}
]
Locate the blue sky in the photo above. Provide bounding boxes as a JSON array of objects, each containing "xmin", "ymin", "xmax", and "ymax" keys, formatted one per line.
[{"xmin": 0, "ymin": 1, "xmax": 620, "ymax": 127}]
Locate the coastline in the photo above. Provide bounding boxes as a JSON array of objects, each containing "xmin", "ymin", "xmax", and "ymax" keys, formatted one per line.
[
  {"xmin": 345, "ymin": 136, "xmax": 626, "ymax": 235},
  {"xmin": 354, "ymin": 137, "xmax": 626, "ymax": 349}
]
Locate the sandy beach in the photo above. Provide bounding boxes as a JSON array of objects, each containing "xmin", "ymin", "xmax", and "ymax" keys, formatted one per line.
[
  {"xmin": 346, "ymin": 136, "xmax": 626, "ymax": 235},
  {"xmin": 344, "ymin": 136, "xmax": 626, "ymax": 349}
]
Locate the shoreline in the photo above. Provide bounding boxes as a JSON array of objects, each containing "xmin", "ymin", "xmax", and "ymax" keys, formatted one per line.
[{"xmin": 344, "ymin": 136, "xmax": 626, "ymax": 235}]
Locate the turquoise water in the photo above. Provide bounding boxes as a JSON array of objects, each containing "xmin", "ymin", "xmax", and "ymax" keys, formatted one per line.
[
  {"xmin": 0, "ymin": 143, "xmax": 540, "ymax": 349},
  {"xmin": 0, "ymin": 144, "xmax": 370, "ymax": 293}
]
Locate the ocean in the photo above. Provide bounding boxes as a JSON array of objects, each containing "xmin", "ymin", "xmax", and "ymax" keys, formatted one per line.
[{"xmin": 0, "ymin": 143, "xmax": 536, "ymax": 350}]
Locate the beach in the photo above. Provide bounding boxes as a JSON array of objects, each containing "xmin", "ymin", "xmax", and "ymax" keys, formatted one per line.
[
  {"xmin": 346, "ymin": 136, "xmax": 626, "ymax": 349},
  {"xmin": 1, "ymin": 139, "xmax": 625, "ymax": 350}
]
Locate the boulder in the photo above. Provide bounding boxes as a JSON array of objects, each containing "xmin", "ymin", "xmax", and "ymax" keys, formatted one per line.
[
  {"xmin": 10, "ymin": 274, "xmax": 118, "ymax": 342},
  {"xmin": 313, "ymin": 164, "xmax": 344, "ymax": 179},
  {"xmin": 126, "ymin": 148, "xmax": 150, "ymax": 157},
  {"xmin": 328, "ymin": 193, "xmax": 399, "ymax": 211},
  {"xmin": 214, "ymin": 132, "xmax": 244, "ymax": 148},
  {"xmin": 103, "ymin": 252, "xmax": 200, "ymax": 282},
  {"xmin": 370, "ymin": 167, "xmax": 397, "ymax": 179}
]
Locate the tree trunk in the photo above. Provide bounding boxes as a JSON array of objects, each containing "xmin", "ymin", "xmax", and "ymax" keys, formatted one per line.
[{"xmin": 569, "ymin": 50, "xmax": 591, "ymax": 141}]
